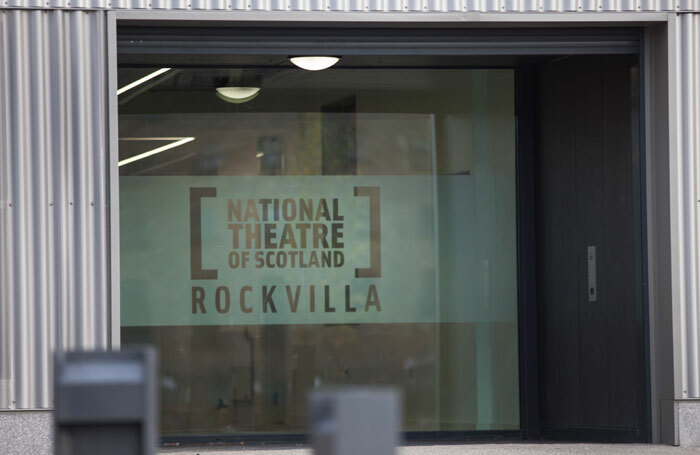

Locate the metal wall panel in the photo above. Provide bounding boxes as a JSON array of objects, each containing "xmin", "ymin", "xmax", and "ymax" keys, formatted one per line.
[
  {"xmin": 0, "ymin": 0, "xmax": 698, "ymax": 422},
  {"xmin": 1, "ymin": 0, "xmax": 699, "ymax": 12},
  {"xmin": 671, "ymin": 12, "xmax": 700, "ymax": 399},
  {"xmin": 0, "ymin": 9, "xmax": 111, "ymax": 410}
]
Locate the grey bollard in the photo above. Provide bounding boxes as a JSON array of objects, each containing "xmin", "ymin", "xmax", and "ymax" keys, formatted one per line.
[
  {"xmin": 309, "ymin": 387, "xmax": 401, "ymax": 455},
  {"xmin": 54, "ymin": 348, "xmax": 158, "ymax": 455}
]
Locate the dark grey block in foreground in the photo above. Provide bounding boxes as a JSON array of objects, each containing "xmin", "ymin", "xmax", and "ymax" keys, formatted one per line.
[
  {"xmin": 309, "ymin": 387, "xmax": 401, "ymax": 455},
  {"xmin": 54, "ymin": 348, "xmax": 158, "ymax": 455}
]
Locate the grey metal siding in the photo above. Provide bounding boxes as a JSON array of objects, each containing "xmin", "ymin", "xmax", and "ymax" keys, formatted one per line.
[
  {"xmin": 671, "ymin": 12, "xmax": 700, "ymax": 399},
  {"xmin": 0, "ymin": 9, "xmax": 111, "ymax": 410},
  {"xmin": 1, "ymin": 0, "xmax": 699, "ymax": 12},
  {"xmin": 0, "ymin": 3, "xmax": 698, "ymax": 416}
]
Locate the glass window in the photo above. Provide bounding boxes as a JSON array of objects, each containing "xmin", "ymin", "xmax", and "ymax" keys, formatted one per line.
[{"xmin": 118, "ymin": 64, "xmax": 518, "ymax": 436}]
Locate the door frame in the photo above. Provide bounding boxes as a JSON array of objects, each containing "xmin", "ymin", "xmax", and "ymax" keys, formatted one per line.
[{"xmin": 513, "ymin": 46, "xmax": 652, "ymax": 442}]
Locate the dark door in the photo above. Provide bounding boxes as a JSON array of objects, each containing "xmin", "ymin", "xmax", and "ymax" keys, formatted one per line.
[{"xmin": 534, "ymin": 55, "xmax": 648, "ymax": 442}]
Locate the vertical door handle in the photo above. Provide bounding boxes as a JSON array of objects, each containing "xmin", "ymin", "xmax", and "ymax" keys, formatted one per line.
[{"xmin": 587, "ymin": 245, "xmax": 597, "ymax": 302}]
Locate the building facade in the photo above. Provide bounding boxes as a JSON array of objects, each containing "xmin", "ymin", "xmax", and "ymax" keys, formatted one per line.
[{"xmin": 1, "ymin": 2, "xmax": 700, "ymax": 452}]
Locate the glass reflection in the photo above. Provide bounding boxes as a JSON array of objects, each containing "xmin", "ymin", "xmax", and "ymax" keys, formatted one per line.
[{"xmin": 119, "ymin": 66, "xmax": 518, "ymax": 436}]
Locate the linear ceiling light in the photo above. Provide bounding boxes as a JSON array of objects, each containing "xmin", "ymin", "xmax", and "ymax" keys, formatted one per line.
[
  {"xmin": 117, "ymin": 68, "xmax": 172, "ymax": 96},
  {"xmin": 118, "ymin": 137, "xmax": 194, "ymax": 167},
  {"xmin": 289, "ymin": 56, "xmax": 340, "ymax": 71}
]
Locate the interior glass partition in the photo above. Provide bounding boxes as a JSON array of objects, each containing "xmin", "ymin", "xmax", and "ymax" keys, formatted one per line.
[{"xmin": 117, "ymin": 63, "xmax": 518, "ymax": 437}]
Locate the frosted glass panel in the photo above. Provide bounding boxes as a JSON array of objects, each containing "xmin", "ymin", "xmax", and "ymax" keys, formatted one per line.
[{"xmin": 118, "ymin": 67, "xmax": 518, "ymax": 436}]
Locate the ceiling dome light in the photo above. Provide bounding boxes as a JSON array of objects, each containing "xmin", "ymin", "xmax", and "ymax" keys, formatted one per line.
[
  {"xmin": 216, "ymin": 87, "xmax": 260, "ymax": 104},
  {"xmin": 290, "ymin": 56, "xmax": 340, "ymax": 71}
]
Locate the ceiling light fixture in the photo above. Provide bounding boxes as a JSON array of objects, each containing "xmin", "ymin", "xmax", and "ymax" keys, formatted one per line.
[
  {"xmin": 289, "ymin": 56, "xmax": 340, "ymax": 71},
  {"xmin": 256, "ymin": 152, "xmax": 264, "ymax": 158},
  {"xmin": 117, "ymin": 68, "xmax": 172, "ymax": 95},
  {"xmin": 216, "ymin": 87, "xmax": 261, "ymax": 104},
  {"xmin": 118, "ymin": 137, "xmax": 195, "ymax": 167}
]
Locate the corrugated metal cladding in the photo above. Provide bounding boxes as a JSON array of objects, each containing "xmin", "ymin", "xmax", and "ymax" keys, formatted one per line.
[
  {"xmin": 0, "ymin": 6, "xmax": 698, "ymax": 414},
  {"xmin": 0, "ymin": 9, "xmax": 111, "ymax": 410},
  {"xmin": 674, "ymin": 12, "xmax": 700, "ymax": 399},
  {"xmin": 2, "ymin": 0, "xmax": 700, "ymax": 12}
]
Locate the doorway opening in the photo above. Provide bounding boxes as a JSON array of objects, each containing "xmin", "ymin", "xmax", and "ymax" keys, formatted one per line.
[{"xmin": 114, "ymin": 25, "xmax": 648, "ymax": 444}]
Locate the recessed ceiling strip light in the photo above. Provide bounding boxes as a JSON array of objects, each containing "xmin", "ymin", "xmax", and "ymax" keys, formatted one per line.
[
  {"xmin": 117, "ymin": 68, "xmax": 172, "ymax": 96},
  {"xmin": 118, "ymin": 137, "xmax": 195, "ymax": 167}
]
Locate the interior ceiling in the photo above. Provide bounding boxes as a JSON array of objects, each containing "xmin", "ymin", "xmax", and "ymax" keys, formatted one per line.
[
  {"xmin": 117, "ymin": 53, "xmax": 547, "ymax": 68},
  {"xmin": 116, "ymin": 63, "xmax": 521, "ymax": 114},
  {"xmin": 116, "ymin": 54, "xmax": 555, "ymax": 112},
  {"xmin": 119, "ymin": 65, "xmax": 508, "ymax": 91}
]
